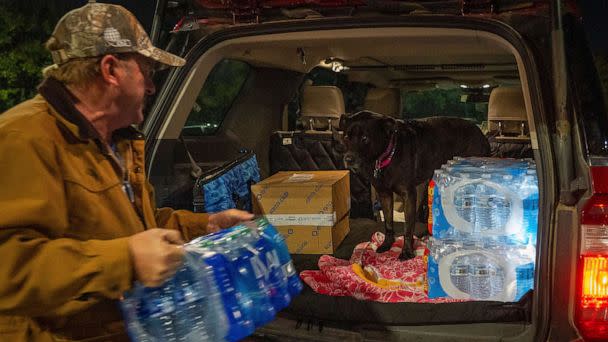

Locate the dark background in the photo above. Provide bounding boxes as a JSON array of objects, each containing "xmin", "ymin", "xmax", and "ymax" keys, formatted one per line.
[
  {"xmin": 8, "ymin": 0, "xmax": 156, "ymax": 31},
  {"xmin": 15, "ymin": 0, "xmax": 607, "ymax": 51},
  {"xmin": 0, "ymin": 0, "xmax": 606, "ymax": 114},
  {"xmin": 0, "ymin": 0, "xmax": 158, "ymax": 112}
]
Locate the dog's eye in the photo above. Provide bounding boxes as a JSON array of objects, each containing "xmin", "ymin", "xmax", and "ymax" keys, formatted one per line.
[{"xmin": 362, "ymin": 136, "xmax": 368, "ymax": 143}]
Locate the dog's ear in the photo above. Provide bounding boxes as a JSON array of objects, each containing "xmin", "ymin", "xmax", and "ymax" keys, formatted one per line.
[{"xmin": 381, "ymin": 117, "xmax": 397, "ymax": 137}]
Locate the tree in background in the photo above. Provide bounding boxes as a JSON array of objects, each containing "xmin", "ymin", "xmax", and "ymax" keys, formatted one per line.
[{"xmin": 0, "ymin": 1, "xmax": 69, "ymax": 113}]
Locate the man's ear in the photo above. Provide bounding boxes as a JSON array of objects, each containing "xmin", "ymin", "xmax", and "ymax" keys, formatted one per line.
[{"xmin": 99, "ymin": 55, "xmax": 121, "ymax": 86}]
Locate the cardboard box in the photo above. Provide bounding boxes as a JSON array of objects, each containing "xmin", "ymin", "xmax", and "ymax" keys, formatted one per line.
[
  {"xmin": 276, "ymin": 215, "xmax": 350, "ymax": 254},
  {"xmin": 251, "ymin": 170, "xmax": 350, "ymax": 254}
]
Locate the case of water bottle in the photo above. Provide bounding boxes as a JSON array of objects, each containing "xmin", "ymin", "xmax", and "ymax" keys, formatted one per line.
[
  {"xmin": 120, "ymin": 218, "xmax": 303, "ymax": 342},
  {"xmin": 427, "ymin": 157, "xmax": 538, "ymax": 302}
]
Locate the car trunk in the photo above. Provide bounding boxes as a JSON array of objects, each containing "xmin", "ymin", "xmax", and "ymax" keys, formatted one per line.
[{"xmin": 143, "ymin": 3, "xmax": 563, "ymax": 340}]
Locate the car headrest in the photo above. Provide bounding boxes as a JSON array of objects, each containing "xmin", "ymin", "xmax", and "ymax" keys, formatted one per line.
[
  {"xmin": 487, "ymin": 86, "xmax": 529, "ymax": 138},
  {"xmin": 299, "ymin": 85, "xmax": 345, "ymax": 130},
  {"xmin": 363, "ymin": 88, "xmax": 401, "ymax": 118},
  {"xmin": 488, "ymin": 86, "xmax": 527, "ymax": 122}
]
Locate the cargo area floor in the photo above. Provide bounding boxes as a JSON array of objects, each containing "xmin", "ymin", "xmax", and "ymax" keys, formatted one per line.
[{"xmin": 284, "ymin": 218, "xmax": 531, "ymax": 325}]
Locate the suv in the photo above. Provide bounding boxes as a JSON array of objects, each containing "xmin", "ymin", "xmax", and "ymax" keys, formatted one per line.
[{"xmin": 143, "ymin": 1, "xmax": 608, "ymax": 341}]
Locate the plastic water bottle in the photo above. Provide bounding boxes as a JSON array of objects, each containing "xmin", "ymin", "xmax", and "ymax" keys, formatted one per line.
[
  {"xmin": 449, "ymin": 261, "xmax": 470, "ymax": 294},
  {"xmin": 228, "ymin": 230, "xmax": 276, "ymax": 327},
  {"xmin": 249, "ymin": 229, "xmax": 291, "ymax": 311},
  {"xmin": 194, "ymin": 245, "xmax": 255, "ymax": 342},
  {"xmin": 469, "ymin": 264, "xmax": 492, "ymax": 299},
  {"xmin": 475, "ymin": 175, "xmax": 512, "ymax": 234},
  {"xmin": 173, "ymin": 257, "xmax": 225, "ymax": 342},
  {"xmin": 521, "ymin": 169, "xmax": 539, "ymax": 243},
  {"xmin": 172, "ymin": 266, "xmax": 206, "ymax": 341},
  {"xmin": 452, "ymin": 173, "xmax": 476, "ymax": 227},
  {"xmin": 515, "ymin": 262, "xmax": 535, "ymax": 300},
  {"xmin": 490, "ymin": 265, "xmax": 505, "ymax": 299},
  {"xmin": 256, "ymin": 218, "xmax": 303, "ymax": 297},
  {"xmin": 138, "ymin": 285, "xmax": 178, "ymax": 341}
]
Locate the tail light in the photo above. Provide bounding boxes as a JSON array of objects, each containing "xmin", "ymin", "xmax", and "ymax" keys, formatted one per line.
[{"xmin": 576, "ymin": 166, "xmax": 608, "ymax": 341}]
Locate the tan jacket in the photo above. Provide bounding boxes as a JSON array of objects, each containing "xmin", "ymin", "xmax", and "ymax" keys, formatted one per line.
[{"xmin": 0, "ymin": 79, "xmax": 209, "ymax": 341}]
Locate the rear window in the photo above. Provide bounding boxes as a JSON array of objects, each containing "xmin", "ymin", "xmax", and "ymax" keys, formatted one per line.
[
  {"xmin": 402, "ymin": 87, "xmax": 489, "ymax": 124},
  {"xmin": 297, "ymin": 67, "xmax": 489, "ymax": 124},
  {"xmin": 181, "ymin": 59, "xmax": 250, "ymax": 136}
]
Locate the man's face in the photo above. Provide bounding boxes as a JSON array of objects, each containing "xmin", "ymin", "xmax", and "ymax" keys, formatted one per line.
[{"xmin": 114, "ymin": 54, "xmax": 156, "ymax": 126}]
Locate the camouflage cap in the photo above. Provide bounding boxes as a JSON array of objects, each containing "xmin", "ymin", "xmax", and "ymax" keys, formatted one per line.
[{"xmin": 46, "ymin": 0, "xmax": 185, "ymax": 67}]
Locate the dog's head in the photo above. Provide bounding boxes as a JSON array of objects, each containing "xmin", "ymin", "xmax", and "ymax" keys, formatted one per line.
[{"xmin": 335, "ymin": 110, "xmax": 398, "ymax": 176}]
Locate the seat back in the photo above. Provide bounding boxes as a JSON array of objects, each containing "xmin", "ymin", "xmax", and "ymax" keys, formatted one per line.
[
  {"xmin": 363, "ymin": 88, "xmax": 401, "ymax": 118},
  {"xmin": 298, "ymin": 85, "xmax": 345, "ymax": 131}
]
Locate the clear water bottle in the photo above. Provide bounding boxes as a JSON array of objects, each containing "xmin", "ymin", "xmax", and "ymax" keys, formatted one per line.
[
  {"xmin": 172, "ymin": 256, "xmax": 224, "ymax": 342},
  {"xmin": 490, "ymin": 265, "xmax": 505, "ymax": 299},
  {"xmin": 228, "ymin": 230, "xmax": 276, "ymax": 327},
  {"xmin": 515, "ymin": 262, "xmax": 535, "ymax": 300},
  {"xmin": 449, "ymin": 259, "xmax": 470, "ymax": 294},
  {"xmin": 452, "ymin": 173, "xmax": 476, "ymax": 227},
  {"xmin": 474, "ymin": 181, "xmax": 491, "ymax": 234},
  {"xmin": 192, "ymin": 244, "xmax": 254, "ymax": 342},
  {"xmin": 250, "ymin": 228, "xmax": 291, "ymax": 311},
  {"xmin": 521, "ymin": 169, "xmax": 539, "ymax": 244},
  {"xmin": 475, "ymin": 175, "xmax": 512, "ymax": 234},
  {"xmin": 256, "ymin": 218, "xmax": 303, "ymax": 297},
  {"xmin": 469, "ymin": 263, "xmax": 492, "ymax": 300},
  {"xmin": 138, "ymin": 284, "xmax": 178, "ymax": 341}
]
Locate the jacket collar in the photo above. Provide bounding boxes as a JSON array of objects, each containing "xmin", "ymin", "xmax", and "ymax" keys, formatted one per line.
[{"xmin": 38, "ymin": 77, "xmax": 144, "ymax": 143}]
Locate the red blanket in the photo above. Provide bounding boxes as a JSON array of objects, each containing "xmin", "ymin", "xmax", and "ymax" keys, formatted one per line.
[{"xmin": 300, "ymin": 232, "xmax": 462, "ymax": 303}]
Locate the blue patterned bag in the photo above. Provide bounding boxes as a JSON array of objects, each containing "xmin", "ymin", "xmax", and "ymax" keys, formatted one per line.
[{"xmin": 193, "ymin": 151, "xmax": 260, "ymax": 213}]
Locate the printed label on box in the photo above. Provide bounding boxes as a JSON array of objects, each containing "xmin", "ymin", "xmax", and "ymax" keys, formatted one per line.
[
  {"xmin": 265, "ymin": 212, "xmax": 337, "ymax": 226},
  {"xmin": 285, "ymin": 173, "xmax": 315, "ymax": 182}
]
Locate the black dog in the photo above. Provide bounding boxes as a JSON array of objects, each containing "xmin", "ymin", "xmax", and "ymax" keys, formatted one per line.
[{"xmin": 338, "ymin": 111, "xmax": 491, "ymax": 259}]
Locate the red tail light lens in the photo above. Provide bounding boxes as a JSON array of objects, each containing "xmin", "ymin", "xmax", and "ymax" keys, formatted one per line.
[{"xmin": 576, "ymin": 167, "xmax": 608, "ymax": 341}]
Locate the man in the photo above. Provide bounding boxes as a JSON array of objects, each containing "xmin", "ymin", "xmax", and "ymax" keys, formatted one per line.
[{"xmin": 0, "ymin": 1, "xmax": 252, "ymax": 341}]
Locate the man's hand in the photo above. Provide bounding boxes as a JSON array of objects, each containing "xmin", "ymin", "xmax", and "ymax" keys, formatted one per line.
[
  {"xmin": 207, "ymin": 209, "xmax": 254, "ymax": 233},
  {"xmin": 127, "ymin": 228, "xmax": 185, "ymax": 287}
]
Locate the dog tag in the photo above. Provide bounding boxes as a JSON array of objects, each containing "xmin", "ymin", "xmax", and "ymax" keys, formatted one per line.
[
  {"xmin": 373, "ymin": 168, "xmax": 380, "ymax": 179},
  {"xmin": 282, "ymin": 137, "xmax": 293, "ymax": 145}
]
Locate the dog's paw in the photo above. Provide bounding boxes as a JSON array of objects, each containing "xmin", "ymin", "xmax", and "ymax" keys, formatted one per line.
[
  {"xmin": 398, "ymin": 248, "xmax": 416, "ymax": 260},
  {"xmin": 376, "ymin": 234, "xmax": 395, "ymax": 253}
]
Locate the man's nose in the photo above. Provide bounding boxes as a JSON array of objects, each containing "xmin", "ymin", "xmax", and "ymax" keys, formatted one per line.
[{"xmin": 145, "ymin": 77, "xmax": 156, "ymax": 96}]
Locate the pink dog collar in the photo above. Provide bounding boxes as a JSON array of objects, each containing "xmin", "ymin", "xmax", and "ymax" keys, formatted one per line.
[{"xmin": 373, "ymin": 132, "xmax": 397, "ymax": 178}]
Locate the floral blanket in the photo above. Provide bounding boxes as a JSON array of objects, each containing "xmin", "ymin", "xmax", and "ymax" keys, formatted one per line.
[{"xmin": 299, "ymin": 232, "xmax": 461, "ymax": 303}]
